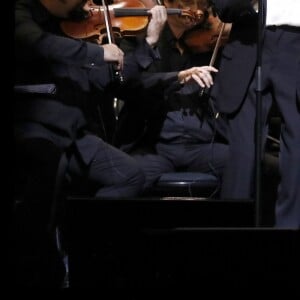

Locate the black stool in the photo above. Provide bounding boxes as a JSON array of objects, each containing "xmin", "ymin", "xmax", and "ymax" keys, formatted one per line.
[{"xmin": 145, "ymin": 172, "xmax": 220, "ymax": 198}]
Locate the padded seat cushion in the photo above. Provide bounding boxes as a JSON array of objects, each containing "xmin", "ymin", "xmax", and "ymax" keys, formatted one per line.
[{"xmin": 156, "ymin": 172, "xmax": 218, "ymax": 188}]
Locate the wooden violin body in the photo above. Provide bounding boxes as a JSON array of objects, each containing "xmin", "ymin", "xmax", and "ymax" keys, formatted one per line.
[
  {"xmin": 182, "ymin": 11, "xmax": 232, "ymax": 53},
  {"xmin": 60, "ymin": 0, "xmax": 193, "ymax": 42},
  {"xmin": 61, "ymin": 0, "xmax": 148, "ymax": 41}
]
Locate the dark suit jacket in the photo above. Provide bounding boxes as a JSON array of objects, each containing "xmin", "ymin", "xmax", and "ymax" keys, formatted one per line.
[
  {"xmin": 115, "ymin": 25, "xmax": 226, "ymax": 152},
  {"xmin": 210, "ymin": 0, "xmax": 258, "ymax": 113},
  {"xmin": 14, "ymin": 0, "xmax": 158, "ymax": 164}
]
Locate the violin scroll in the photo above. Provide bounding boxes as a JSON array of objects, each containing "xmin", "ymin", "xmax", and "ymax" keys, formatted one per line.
[{"xmin": 180, "ymin": 7, "xmax": 206, "ymax": 26}]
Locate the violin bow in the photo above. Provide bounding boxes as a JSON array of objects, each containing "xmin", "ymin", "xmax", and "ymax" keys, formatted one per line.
[
  {"xmin": 101, "ymin": 0, "xmax": 114, "ymax": 44},
  {"xmin": 208, "ymin": 21, "xmax": 225, "ymax": 67},
  {"xmin": 199, "ymin": 21, "xmax": 225, "ymax": 98},
  {"xmin": 101, "ymin": 0, "xmax": 124, "ymax": 83}
]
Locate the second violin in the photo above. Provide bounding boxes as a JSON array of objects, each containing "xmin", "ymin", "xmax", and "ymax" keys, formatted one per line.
[{"xmin": 182, "ymin": 10, "xmax": 232, "ymax": 53}]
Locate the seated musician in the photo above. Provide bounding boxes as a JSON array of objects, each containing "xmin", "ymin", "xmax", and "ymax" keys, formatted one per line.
[
  {"xmin": 115, "ymin": 0, "xmax": 229, "ymax": 195},
  {"xmin": 14, "ymin": 0, "xmax": 167, "ymax": 286},
  {"xmin": 15, "ymin": 0, "xmax": 169, "ymax": 199}
]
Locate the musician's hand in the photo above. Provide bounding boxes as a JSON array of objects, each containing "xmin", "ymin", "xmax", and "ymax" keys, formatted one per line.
[
  {"xmin": 146, "ymin": 5, "xmax": 167, "ymax": 47},
  {"xmin": 102, "ymin": 44, "xmax": 124, "ymax": 70},
  {"xmin": 178, "ymin": 66, "xmax": 218, "ymax": 88}
]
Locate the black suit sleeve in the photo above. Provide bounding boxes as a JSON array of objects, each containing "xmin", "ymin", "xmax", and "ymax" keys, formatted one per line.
[{"xmin": 213, "ymin": 0, "xmax": 256, "ymax": 23}]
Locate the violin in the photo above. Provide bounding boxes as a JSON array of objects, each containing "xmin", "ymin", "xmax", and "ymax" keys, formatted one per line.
[
  {"xmin": 60, "ymin": 0, "xmax": 201, "ymax": 42},
  {"xmin": 181, "ymin": 8, "xmax": 232, "ymax": 100},
  {"xmin": 182, "ymin": 10, "xmax": 232, "ymax": 53}
]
